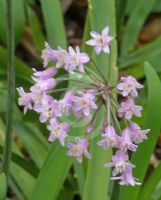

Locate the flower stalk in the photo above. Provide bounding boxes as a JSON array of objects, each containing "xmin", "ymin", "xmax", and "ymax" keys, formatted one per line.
[{"xmin": 2, "ymin": 0, "xmax": 15, "ymax": 186}]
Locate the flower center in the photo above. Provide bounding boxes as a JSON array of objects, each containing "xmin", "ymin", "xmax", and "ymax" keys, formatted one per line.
[{"xmin": 115, "ymin": 161, "xmax": 126, "ymax": 171}]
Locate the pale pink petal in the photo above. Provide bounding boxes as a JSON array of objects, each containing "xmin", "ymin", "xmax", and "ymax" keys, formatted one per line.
[
  {"xmin": 80, "ymin": 53, "xmax": 90, "ymax": 63},
  {"xmin": 79, "ymin": 64, "xmax": 85, "ymax": 73},
  {"xmin": 90, "ymin": 31, "xmax": 100, "ymax": 38},
  {"xmin": 106, "ymin": 36, "xmax": 113, "ymax": 42},
  {"xmin": 76, "ymin": 46, "xmax": 80, "ymax": 54},
  {"xmin": 103, "ymin": 45, "xmax": 110, "ymax": 54},
  {"xmin": 86, "ymin": 39, "xmax": 97, "ymax": 46},
  {"xmin": 68, "ymin": 46, "xmax": 75, "ymax": 55},
  {"xmin": 95, "ymin": 46, "xmax": 102, "ymax": 55},
  {"xmin": 102, "ymin": 26, "xmax": 109, "ymax": 36},
  {"xmin": 117, "ymin": 83, "xmax": 124, "ymax": 90}
]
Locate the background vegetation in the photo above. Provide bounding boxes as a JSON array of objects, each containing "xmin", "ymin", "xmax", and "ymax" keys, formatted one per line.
[{"xmin": 1, "ymin": 0, "xmax": 161, "ymax": 199}]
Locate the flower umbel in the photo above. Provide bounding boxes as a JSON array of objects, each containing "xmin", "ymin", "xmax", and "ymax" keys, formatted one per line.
[{"xmin": 17, "ymin": 25, "xmax": 149, "ymax": 186}]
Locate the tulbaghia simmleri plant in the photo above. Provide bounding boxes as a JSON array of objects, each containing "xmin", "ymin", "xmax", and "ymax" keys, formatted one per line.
[{"xmin": 17, "ymin": 26, "xmax": 150, "ymax": 186}]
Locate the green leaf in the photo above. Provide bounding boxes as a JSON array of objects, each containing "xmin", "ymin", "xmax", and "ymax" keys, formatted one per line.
[
  {"xmin": 0, "ymin": 0, "xmax": 25, "ymax": 45},
  {"xmin": 9, "ymin": 177, "xmax": 26, "ymax": 200},
  {"xmin": 0, "ymin": 145, "xmax": 39, "ymax": 178},
  {"xmin": 126, "ymin": 0, "xmax": 139, "ymax": 16},
  {"xmin": 74, "ymin": 161, "xmax": 85, "ymax": 196},
  {"xmin": 83, "ymin": 138, "xmax": 112, "ymax": 200},
  {"xmin": 29, "ymin": 144, "xmax": 72, "ymax": 200},
  {"xmin": 0, "ymin": 46, "xmax": 32, "ymax": 88},
  {"xmin": 116, "ymin": 0, "xmax": 127, "ymax": 40},
  {"xmin": 119, "ymin": 62, "xmax": 161, "ymax": 200},
  {"xmin": 150, "ymin": 180, "xmax": 161, "ymax": 200},
  {"xmin": 82, "ymin": 1, "xmax": 117, "ymax": 200},
  {"xmin": 14, "ymin": 120, "xmax": 48, "ymax": 168},
  {"xmin": 87, "ymin": 0, "xmax": 116, "ymax": 79},
  {"xmin": 138, "ymin": 162, "xmax": 161, "ymax": 200},
  {"xmin": 119, "ymin": 36, "xmax": 161, "ymax": 71},
  {"xmin": 123, "ymin": 64, "xmax": 145, "ymax": 79},
  {"xmin": 40, "ymin": 0, "xmax": 67, "ymax": 48},
  {"xmin": 121, "ymin": 0, "xmax": 156, "ymax": 56},
  {"xmin": 0, "ymin": 119, "xmax": 35, "ymax": 197},
  {"xmin": 81, "ymin": 11, "xmax": 92, "ymax": 54},
  {"xmin": 10, "ymin": 162, "xmax": 36, "ymax": 198},
  {"xmin": 27, "ymin": 6, "xmax": 45, "ymax": 53},
  {"xmin": 0, "ymin": 173, "xmax": 6, "ymax": 200},
  {"xmin": 152, "ymin": 0, "xmax": 161, "ymax": 12}
]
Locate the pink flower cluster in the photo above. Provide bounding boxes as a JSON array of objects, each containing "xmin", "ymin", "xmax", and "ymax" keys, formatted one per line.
[
  {"xmin": 17, "ymin": 66, "xmax": 97, "ymax": 147},
  {"xmin": 17, "ymin": 26, "xmax": 149, "ymax": 186},
  {"xmin": 98, "ymin": 76, "xmax": 150, "ymax": 186}
]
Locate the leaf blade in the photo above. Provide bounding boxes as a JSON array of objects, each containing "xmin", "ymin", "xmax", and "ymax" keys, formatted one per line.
[{"xmin": 29, "ymin": 145, "xmax": 72, "ymax": 200}]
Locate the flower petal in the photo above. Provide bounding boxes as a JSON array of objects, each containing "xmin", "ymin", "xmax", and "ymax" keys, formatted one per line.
[
  {"xmin": 86, "ymin": 39, "xmax": 97, "ymax": 46},
  {"xmin": 95, "ymin": 46, "xmax": 102, "ymax": 54},
  {"xmin": 102, "ymin": 26, "xmax": 109, "ymax": 36},
  {"xmin": 90, "ymin": 31, "xmax": 99, "ymax": 38}
]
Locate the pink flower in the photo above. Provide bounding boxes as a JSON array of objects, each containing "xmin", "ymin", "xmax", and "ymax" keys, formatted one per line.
[
  {"xmin": 42, "ymin": 42, "xmax": 68, "ymax": 68},
  {"xmin": 118, "ymin": 128, "xmax": 137, "ymax": 151},
  {"xmin": 55, "ymin": 49, "xmax": 68, "ymax": 69},
  {"xmin": 114, "ymin": 165, "xmax": 141, "ymax": 186},
  {"xmin": 129, "ymin": 122, "xmax": 150, "ymax": 144},
  {"xmin": 32, "ymin": 67, "xmax": 57, "ymax": 80},
  {"xmin": 41, "ymin": 42, "xmax": 59, "ymax": 67},
  {"xmin": 67, "ymin": 138, "xmax": 91, "ymax": 163},
  {"xmin": 59, "ymin": 91, "xmax": 74, "ymax": 116},
  {"xmin": 34, "ymin": 94, "xmax": 60, "ymax": 123},
  {"xmin": 105, "ymin": 150, "xmax": 134, "ymax": 176},
  {"xmin": 64, "ymin": 46, "xmax": 90, "ymax": 73},
  {"xmin": 118, "ymin": 98, "xmax": 142, "ymax": 120},
  {"xmin": 86, "ymin": 124, "xmax": 94, "ymax": 134},
  {"xmin": 97, "ymin": 125, "xmax": 119, "ymax": 149},
  {"xmin": 86, "ymin": 26, "xmax": 113, "ymax": 55},
  {"xmin": 117, "ymin": 76, "xmax": 143, "ymax": 97},
  {"xmin": 47, "ymin": 118, "xmax": 70, "ymax": 146},
  {"xmin": 32, "ymin": 77, "xmax": 56, "ymax": 91},
  {"xmin": 72, "ymin": 91, "xmax": 97, "ymax": 118},
  {"xmin": 30, "ymin": 85, "xmax": 44, "ymax": 105},
  {"xmin": 17, "ymin": 87, "xmax": 33, "ymax": 114}
]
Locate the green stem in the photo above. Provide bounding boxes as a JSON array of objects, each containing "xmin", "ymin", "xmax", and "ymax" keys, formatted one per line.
[
  {"xmin": 90, "ymin": 56, "xmax": 107, "ymax": 82},
  {"xmin": 56, "ymin": 77, "xmax": 85, "ymax": 84},
  {"xmin": 50, "ymin": 83, "xmax": 97, "ymax": 94},
  {"xmin": 85, "ymin": 67, "xmax": 103, "ymax": 82},
  {"xmin": 107, "ymin": 98, "xmax": 111, "ymax": 125},
  {"xmin": 110, "ymin": 107, "xmax": 121, "ymax": 134},
  {"xmin": 2, "ymin": 0, "xmax": 15, "ymax": 186}
]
